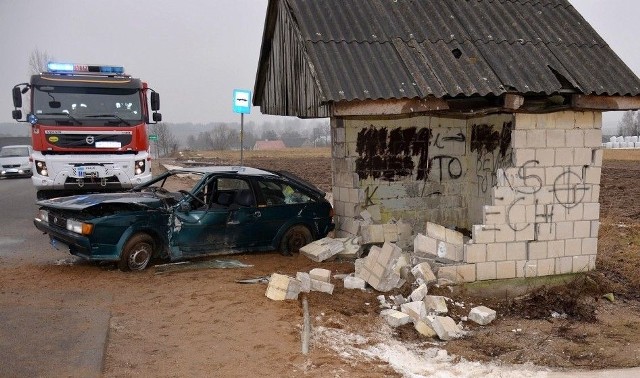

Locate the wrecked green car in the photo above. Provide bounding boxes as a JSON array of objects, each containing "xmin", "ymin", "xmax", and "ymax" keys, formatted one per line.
[{"xmin": 33, "ymin": 166, "xmax": 334, "ymax": 271}]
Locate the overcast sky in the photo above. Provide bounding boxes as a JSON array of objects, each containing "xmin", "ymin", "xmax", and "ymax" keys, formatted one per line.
[{"xmin": 0, "ymin": 0, "xmax": 638, "ymax": 132}]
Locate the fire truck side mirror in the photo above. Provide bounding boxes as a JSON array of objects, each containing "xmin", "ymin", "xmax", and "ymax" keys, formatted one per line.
[
  {"xmin": 12, "ymin": 110, "xmax": 22, "ymax": 120},
  {"xmin": 150, "ymin": 92, "xmax": 160, "ymax": 111},
  {"xmin": 153, "ymin": 113, "xmax": 162, "ymax": 122},
  {"xmin": 12, "ymin": 87, "xmax": 22, "ymax": 108}
]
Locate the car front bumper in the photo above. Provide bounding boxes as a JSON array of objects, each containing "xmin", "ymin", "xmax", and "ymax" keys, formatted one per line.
[{"xmin": 33, "ymin": 218, "xmax": 119, "ymax": 262}]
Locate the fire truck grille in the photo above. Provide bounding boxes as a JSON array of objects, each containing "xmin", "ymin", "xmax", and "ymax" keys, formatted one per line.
[{"xmin": 52, "ymin": 134, "xmax": 132, "ymax": 148}]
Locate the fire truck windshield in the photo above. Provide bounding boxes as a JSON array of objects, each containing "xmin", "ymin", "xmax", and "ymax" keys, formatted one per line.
[{"xmin": 32, "ymin": 86, "xmax": 143, "ymax": 126}]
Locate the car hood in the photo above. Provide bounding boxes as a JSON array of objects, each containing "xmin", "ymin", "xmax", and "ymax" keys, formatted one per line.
[
  {"xmin": 36, "ymin": 192, "xmax": 165, "ymax": 211},
  {"xmin": 0, "ymin": 156, "xmax": 30, "ymax": 166}
]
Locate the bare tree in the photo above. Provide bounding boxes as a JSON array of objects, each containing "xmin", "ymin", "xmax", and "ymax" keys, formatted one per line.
[
  {"xmin": 150, "ymin": 122, "xmax": 178, "ymax": 157},
  {"xmin": 29, "ymin": 49, "xmax": 54, "ymax": 75},
  {"xmin": 618, "ymin": 111, "xmax": 640, "ymax": 136},
  {"xmin": 210, "ymin": 124, "xmax": 239, "ymax": 150}
]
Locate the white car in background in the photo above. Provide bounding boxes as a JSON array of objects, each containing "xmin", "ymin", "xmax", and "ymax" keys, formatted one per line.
[{"xmin": 0, "ymin": 145, "xmax": 33, "ymax": 178}]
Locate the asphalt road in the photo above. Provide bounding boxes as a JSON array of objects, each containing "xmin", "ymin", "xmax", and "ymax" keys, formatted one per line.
[{"xmin": 0, "ymin": 177, "xmax": 109, "ymax": 377}]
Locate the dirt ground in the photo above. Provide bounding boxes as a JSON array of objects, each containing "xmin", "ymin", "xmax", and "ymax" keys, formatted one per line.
[{"xmin": 3, "ymin": 148, "xmax": 640, "ymax": 376}]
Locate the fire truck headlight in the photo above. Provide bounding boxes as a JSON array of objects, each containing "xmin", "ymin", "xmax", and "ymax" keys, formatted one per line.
[
  {"xmin": 36, "ymin": 160, "xmax": 48, "ymax": 176},
  {"xmin": 135, "ymin": 159, "xmax": 145, "ymax": 175}
]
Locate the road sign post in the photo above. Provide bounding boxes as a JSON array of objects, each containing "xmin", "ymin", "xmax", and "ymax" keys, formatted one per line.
[{"xmin": 232, "ymin": 89, "xmax": 251, "ymax": 165}]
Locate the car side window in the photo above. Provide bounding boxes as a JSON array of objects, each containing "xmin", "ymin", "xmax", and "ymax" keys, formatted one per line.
[
  {"xmin": 257, "ymin": 180, "xmax": 312, "ymax": 206},
  {"xmin": 209, "ymin": 178, "xmax": 254, "ymax": 208}
]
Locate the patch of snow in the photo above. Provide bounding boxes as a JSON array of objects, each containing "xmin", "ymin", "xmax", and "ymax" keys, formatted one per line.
[{"xmin": 313, "ymin": 324, "xmax": 550, "ymax": 377}]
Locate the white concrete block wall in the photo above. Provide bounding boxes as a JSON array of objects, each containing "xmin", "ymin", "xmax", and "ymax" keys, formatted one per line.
[
  {"xmin": 467, "ymin": 111, "xmax": 601, "ymax": 279},
  {"xmin": 331, "ymin": 110, "xmax": 601, "ymax": 282}
]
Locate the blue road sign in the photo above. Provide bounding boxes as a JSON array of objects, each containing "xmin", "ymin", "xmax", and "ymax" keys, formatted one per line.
[{"xmin": 233, "ymin": 89, "xmax": 252, "ymax": 114}]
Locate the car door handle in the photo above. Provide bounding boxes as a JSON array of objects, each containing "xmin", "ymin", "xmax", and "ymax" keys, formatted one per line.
[{"xmin": 253, "ymin": 211, "xmax": 261, "ymax": 218}]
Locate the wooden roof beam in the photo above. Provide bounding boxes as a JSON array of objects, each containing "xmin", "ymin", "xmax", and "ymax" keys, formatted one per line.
[
  {"xmin": 332, "ymin": 97, "xmax": 448, "ymax": 116},
  {"xmin": 572, "ymin": 94, "xmax": 640, "ymax": 111}
]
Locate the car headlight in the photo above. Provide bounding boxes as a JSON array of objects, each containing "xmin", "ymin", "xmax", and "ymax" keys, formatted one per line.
[
  {"xmin": 38, "ymin": 209, "xmax": 49, "ymax": 223},
  {"xmin": 66, "ymin": 219, "xmax": 94, "ymax": 235}
]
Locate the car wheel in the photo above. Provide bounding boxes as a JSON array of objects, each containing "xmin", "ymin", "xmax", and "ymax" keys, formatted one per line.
[
  {"xmin": 279, "ymin": 225, "xmax": 312, "ymax": 256},
  {"xmin": 119, "ymin": 233, "xmax": 154, "ymax": 271}
]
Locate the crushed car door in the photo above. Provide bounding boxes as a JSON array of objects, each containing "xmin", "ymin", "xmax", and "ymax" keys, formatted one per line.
[
  {"xmin": 170, "ymin": 177, "xmax": 229, "ymax": 256},
  {"xmin": 222, "ymin": 179, "xmax": 266, "ymax": 248}
]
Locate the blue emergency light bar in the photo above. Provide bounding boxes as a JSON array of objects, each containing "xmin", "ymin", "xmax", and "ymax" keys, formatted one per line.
[{"xmin": 47, "ymin": 62, "xmax": 125, "ymax": 75}]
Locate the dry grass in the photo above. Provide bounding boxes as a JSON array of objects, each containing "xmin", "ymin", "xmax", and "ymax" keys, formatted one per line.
[
  {"xmin": 174, "ymin": 147, "xmax": 331, "ymax": 163},
  {"xmin": 603, "ymin": 148, "xmax": 640, "ymax": 161}
]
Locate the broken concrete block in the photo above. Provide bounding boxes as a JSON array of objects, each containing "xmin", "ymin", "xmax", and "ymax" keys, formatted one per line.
[
  {"xmin": 414, "ymin": 319, "xmax": 437, "ymax": 338},
  {"xmin": 341, "ymin": 217, "xmax": 361, "ymax": 236},
  {"xmin": 360, "ymin": 224, "xmax": 385, "ymax": 244},
  {"xmin": 381, "ymin": 309, "xmax": 412, "ymax": 327},
  {"xmin": 396, "ymin": 220, "xmax": 414, "ymax": 248},
  {"xmin": 426, "ymin": 222, "xmax": 448, "ymax": 241},
  {"xmin": 400, "ymin": 301, "xmax": 426, "ymax": 322},
  {"xmin": 392, "ymin": 295, "xmax": 407, "ymax": 306},
  {"xmin": 414, "ymin": 233, "xmax": 437, "ymax": 255},
  {"xmin": 309, "ymin": 268, "xmax": 331, "ymax": 283},
  {"xmin": 468, "ymin": 306, "xmax": 497, "ymax": 325},
  {"xmin": 360, "ymin": 209, "xmax": 373, "ymax": 223},
  {"xmin": 419, "ymin": 223, "xmax": 465, "ymax": 262},
  {"xmin": 426, "ymin": 315, "xmax": 464, "ymax": 341},
  {"xmin": 377, "ymin": 295, "xmax": 391, "ymax": 309},
  {"xmin": 300, "ymin": 237, "xmax": 345, "ymax": 262},
  {"xmin": 355, "ymin": 242, "xmax": 406, "ymax": 292},
  {"xmin": 310, "ymin": 278, "xmax": 334, "ymax": 294},
  {"xmin": 445, "ymin": 227, "xmax": 464, "ymax": 246},
  {"xmin": 338, "ymin": 237, "xmax": 362, "ymax": 258},
  {"xmin": 423, "ymin": 295, "xmax": 448, "ymax": 314},
  {"xmin": 410, "ymin": 283, "xmax": 429, "ymax": 302},
  {"xmin": 295, "ymin": 272, "xmax": 311, "ymax": 293},
  {"xmin": 411, "ymin": 262, "xmax": 437, "ymax": 284},
  {"xmin": 265, "ymin": 273, "xmax": 301, "ymax": 301},
  {"xmin": 343, "ymin": 274, "xmax": 366, "ymax": 289},
  {"xmin": 383, "ymin": 223, "xmax": 399, "ymax": 243}
]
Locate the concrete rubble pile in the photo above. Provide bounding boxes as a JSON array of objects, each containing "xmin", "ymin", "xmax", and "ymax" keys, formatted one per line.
[
  {"xmin": 300, "ymin": 236, "xmax": 362, "ymax": 262},
  {"xmin": 354, "ymin": 242, "xmax": 409, "ymax": 292},
  {"xmin": 265, "ymin": 268, "xmax": 337, "ymax": 301},
  {"xmin": 291, "ymin": 212, "xmax": 497, "ymax": 340}
]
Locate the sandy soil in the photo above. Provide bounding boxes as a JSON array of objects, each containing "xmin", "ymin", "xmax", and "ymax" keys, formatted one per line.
[{"xmin": 2, "ymin": 149, "xmax": 640, "ymax": 377}]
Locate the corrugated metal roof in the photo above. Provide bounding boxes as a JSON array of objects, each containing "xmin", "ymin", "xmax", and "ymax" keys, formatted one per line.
[{"xmin": 280, "ymin": 0, "xmax": 640, "ymax": 101}]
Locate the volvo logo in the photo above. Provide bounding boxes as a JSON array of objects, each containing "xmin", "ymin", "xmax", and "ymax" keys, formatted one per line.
[{"xmin": 86, "ymin": 136, "xmax": 95, "ymax": 144}]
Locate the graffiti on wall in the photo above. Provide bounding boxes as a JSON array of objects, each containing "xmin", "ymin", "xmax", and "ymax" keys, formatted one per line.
[
  {"xmin": 355, "ymin": 126, "xmax": 432, "ymax": 181},
  {"xmin": 355, "ymin": 125, "xmax": 473, "ymax": 182},
  {"xmin": 472, "ymin": 122, "xmax": 513, "ymax": 195},
  {"xmin": 502, "ymin": 160, "xmax": 591, "ymax": 240}
]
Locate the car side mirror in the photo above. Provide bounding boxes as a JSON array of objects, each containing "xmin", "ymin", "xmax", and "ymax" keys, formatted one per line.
[
  {"xmin": 152, "ymin": 113, "xmax": 162, "ymax": 122},
  {"xmin": 12, "ymin": 109, "xmax": 22, "ymax": 120},
  {"xmin": 12, "ymin": 87, "xmax": 22, "ymax": 108}
]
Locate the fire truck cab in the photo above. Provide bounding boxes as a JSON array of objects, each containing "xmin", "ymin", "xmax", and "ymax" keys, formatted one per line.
[{"xmin": 11, "ymin": 62, "xmax": 161, "ymax": 199}]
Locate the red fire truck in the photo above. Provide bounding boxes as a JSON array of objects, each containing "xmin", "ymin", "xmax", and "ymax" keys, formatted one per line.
[{"xmin": 11, "ymin": 62, "xmax": 161, "ymax": 199}]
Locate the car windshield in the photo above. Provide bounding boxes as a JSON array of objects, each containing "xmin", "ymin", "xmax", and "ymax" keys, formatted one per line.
[
  {"xmin": 32, "ymin": 85, "xmax": 142, "ymax": 126},
  {"xmin": 0, "ymin": 146, "xmax": 30, "ymax": 157}
]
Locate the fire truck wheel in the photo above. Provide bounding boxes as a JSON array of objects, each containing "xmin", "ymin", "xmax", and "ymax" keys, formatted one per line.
[{"xmin": 119, "ymin": 233, "xmax": 154, "ymax": 271}]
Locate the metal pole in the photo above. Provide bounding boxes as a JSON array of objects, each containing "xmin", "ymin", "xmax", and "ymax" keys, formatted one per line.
[
  {"xmin": 240, "ymin": 113, "xmax": 244, "ymax": 165},
  {"xmin": 302, "ymin": 295, "xmax": 310, "ymax": 355}
]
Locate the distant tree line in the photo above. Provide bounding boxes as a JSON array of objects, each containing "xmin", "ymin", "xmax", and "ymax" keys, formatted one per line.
[{"xmin": 148, "ymin": 119, "xmax": 330, "ymax": 157}]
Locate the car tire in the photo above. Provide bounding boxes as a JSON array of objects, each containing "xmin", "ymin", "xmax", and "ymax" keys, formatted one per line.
[
  {"xmin": 279, "ymin": 225, "xmax": 312, "ymax": 256},
  {"xmin": 119, "ymin": 233, "xmax": 154, "ymax": 272}
]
